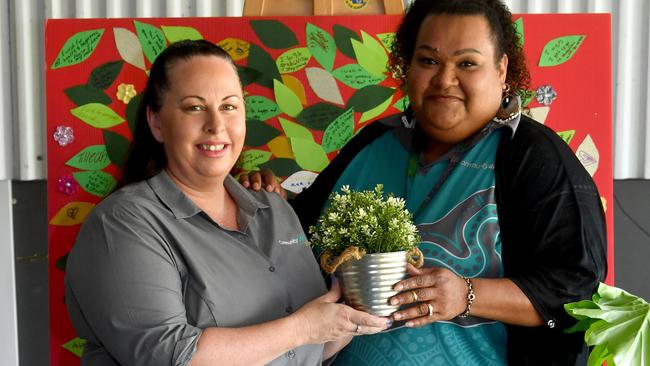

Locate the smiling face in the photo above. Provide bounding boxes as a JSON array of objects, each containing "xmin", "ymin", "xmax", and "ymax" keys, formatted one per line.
[
  {"xmin": 148, "ymin": 55, "xmax": 245, "ymax": 189},
  {"xmin": 407, "ymin": 14, "xmax": 507, "ymax": 158}
]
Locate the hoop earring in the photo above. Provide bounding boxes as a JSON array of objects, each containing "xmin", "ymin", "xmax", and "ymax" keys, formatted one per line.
[
  {"xmin": 401, "ymin": 106, "xmax": 416, "ymax": 129},
  {"xmin": 494, "ymin": 84, "xmax": 522, "ymax": 124}
]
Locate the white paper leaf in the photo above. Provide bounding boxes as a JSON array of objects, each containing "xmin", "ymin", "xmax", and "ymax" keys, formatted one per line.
[
  {"xmin": 576, "ymin": 134, "xmax": 599, "ymax": 177},
  {"xmin": 281, "ymin": 170, "xmax": 318, "ymax": 194},
  {"xmin": 306, "ymin": 67, "xmax": 344, "ymax": 105},
  {"xmin": 524, "ymin": 106, "xmax": 550, "ymax": 124},
  {"xmin": 113, "ymin": 27, "xmax": 146, "ymax": 71}
]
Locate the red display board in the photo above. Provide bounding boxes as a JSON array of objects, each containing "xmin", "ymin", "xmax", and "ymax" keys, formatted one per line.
[{"xmin": 45, "ymin": 14, "xmax": 612, "ymax": 365}]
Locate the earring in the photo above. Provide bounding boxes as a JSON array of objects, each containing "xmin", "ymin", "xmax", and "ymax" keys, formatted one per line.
[
  {"xmin": 494, "ymin": 84, "xmax": 522, "ymax": 124},
  {"xmin": 401, "ymin": 107, "xmax": 416, "ymax": 129}
]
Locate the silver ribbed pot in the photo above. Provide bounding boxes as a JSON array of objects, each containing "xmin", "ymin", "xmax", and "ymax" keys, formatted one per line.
[{"xmin": 335, "ymin": 251, "xmax": 408, "ymax": 316}]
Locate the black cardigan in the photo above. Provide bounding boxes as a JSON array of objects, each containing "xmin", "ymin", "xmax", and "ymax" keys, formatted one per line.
[{"xmin": 291, "ymin": 115, "xmax": 607, "ymax": 365}]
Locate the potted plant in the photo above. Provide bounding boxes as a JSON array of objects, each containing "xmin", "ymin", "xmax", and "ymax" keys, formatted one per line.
[{"xmin": 310, "ymin": 184, "xmax": 423, "ymax": 316}]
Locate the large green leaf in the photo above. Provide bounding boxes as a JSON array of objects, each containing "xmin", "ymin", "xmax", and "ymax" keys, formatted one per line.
[
  {"xmin": 279, "ymin": 117, "xmax": 314, "ymax": 141},
  {"xmin": 65, "ymin": 145, "xmax": 111, "ymax": 170},
  {"xmin": 62, "ymin": 337, "xmax": 86, "ymax": 358},
  {"xmin": 245, "ymin": 96, "xmax": 280, "ymax": 121},
  {"xmin": 393, "ymin": 95, "xmax": 410, "ymax": 112},
  {"xmin": 88, "ymin": 61, "xmax": 124, "ymax": 90},
  {"xmin": 290, "ymin": 138, "xmax": 329, "ymax": 172},
  {"xmin": 237, "ymin": 149, "xmax": 272, "ymax": 171},
  {"xmin": 351, "ymin": 38, "xmax": 387, "ymax": 77},
  {"xmin": 260, "ymin": 158, "xmax": 302, "ymax": 177},
  {"xmin": 347, "ymin": 85, "xmax": 395, "ymax": 113},
  {"xmin": 332, "ymin": 64, "xmax": 385, "ymax": 89},
  {"xmin": 73, "ymin": 170, "xmax": 117, "ymax": 197},
  {"xmin": 360, "ymin": 94, "xmax": 393, "ymax": 123},
  {"xmin": 51, "ymin": 29, "xmax": 104, "ymax": 69},
  {"xmin": 514, "ymin": 18, "xmax": 524, "ymax": 47},
  {"xmin": 244, "ymin": 119, "xmax": 281, "ymax": 147},
  {"xmin": 103, "ymin": 130, "xmax": 131, "ymax": 169},
  {"xmin": 237, "ymin": 65, "xmax": 262, "ymax": 87},
  {"xmin": 333, "ymin": 25, "xmax": 360, "ymax": 59},
  {"xmin": 297, "ymin": 103, "xmax": 345, "ymax": 130},
  {"xmin": 161, "ymin": 25, "xmax": 203, "ymax": 43},
  {"xmin": 274, "ymin": 79, "xmax": 303, "ymax": 117},
  {"xmin": 250, "ymin": 20, "xmax": 298, "ymax": 49},
  {"xmin": 376, "ymin": 33, "xmax": 396, "ymax": 52},
  {"xmin": 126, "ymin": 94, "xmax": 142, "ymax": 135},
  {"xmin": 276, "ymin": 47, "xmax": 311, "ymax": 74},
  {"xmin": 134, "ymin": 21, "xmax": 167, "ymax": 64},
  {"xmin": 306, "ymin": 22, "xmax": 336, "ymax": 71},
  {"xmin": 64, "ymin": 85, "xmax": 112, "ymax": 106},
  {"xmin": 71, "ymin": 103, "xmax": 124, "ymax": 128},
  {"xmin": 248, "ymin": 44, "xmax": 281, "ymax": 88},
  {"xmin": 322, "ymin": 108, "xmax": 354, "ymax": 153},
  {"xmin": 539, "ymin": 35, "xmax": 585, "ymax": 67}
]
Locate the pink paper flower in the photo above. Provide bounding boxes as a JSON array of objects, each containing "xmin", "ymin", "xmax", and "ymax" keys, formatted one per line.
[
  {"xmin": 57, "ymin": 175, "xmax": 78, "ymax": 196},
  {"xmin": 53, "ymin": 125, "xmax": 74, "ymax": 146}
]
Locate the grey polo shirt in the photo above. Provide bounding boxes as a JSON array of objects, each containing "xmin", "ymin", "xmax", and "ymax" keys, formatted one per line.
[{"xmin": 65, "ymin": 171, "xmax": 327, "ymax": 366}]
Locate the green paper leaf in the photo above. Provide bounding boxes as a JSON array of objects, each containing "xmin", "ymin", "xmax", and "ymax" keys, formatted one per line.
[
  {"xmin": 274, "ymin": 79, "xmax": 303, "ymax": 117},
  {"xmin": 333, "ymin": 24, "xmax": 360, "ymax": 59},
  {"xmin": 250, "ymin": 20, "xmax": 298, "ymax": 50},
  {"xmin": 332, "ymin": 64, "xmax": 385, "ymax": 89},
  {"xmin": 290, "ymin": 138, "xmax": 329, "ymax": 172},
  {"xmin": 306, "ymin": 22, "xmax": 336, "ymax": 71},
  {"xmin": 279, "ymin": 117, "xmax": 314, "ymax": 141},
  {"xmin": 73, "ymin": 170, "xmax": 117, "ymax": 197},
  {"xmin": 245, "ymin": 96, "xmax": 280, "ymax": 121},
  {"xmin": 347, "ymin": 85, "xmax": 395, "ymax": 113},
  {"xmin": 297, "ymin": 103, "xmax": 345, "ymax": 130},
  {"xmin": 55, "ymin": 253, "xmax": 68, "ymax": 272},
  {"xmin": 134, "ymin": 21, "xmax": 167, "ymax": 64},
  {"xmin": 514, "ymin": 18, "xmax": 524, "ymax": 47},
  {"xmin": 276, "ymin": 47, "xmax": 311, "ymax": 74},
  {"xmin": 393, "ymin": 96, "xmax": 409, "ymax": 112},
  {"xmin": 103, "ymin": 130, "xmax": 131, "ymax": 169},
  {"xmin": 126, "ymin": 94, "xmax": 142, "ymax": 135},
  {"xmin": 557, "ymin": 130, "xmax": 576, "ymax": 145},
  {"xmin": 88, "ymin": 61, "xmax": 124, "ymax": 90},
  {"xmin": 360, "ymin": 94, "xmax": 393, "ymax": 123},
  {"xmin": 237, "ymin": 149, "xmax": 272, "ymax": 170},
  {"xmin": 260, "ymin": 158, "xmax": 302, "ymax": 177},
  {"xmin": 351, "ymin": 31, "xmax": 388, "ymax": 76},
  {"xmin": 71, "ymin": 103, "xmax": 125, "ymax": 128},
  {"xmin": 237, "ymin": 65, "xmax": 262, "ymax": 87},
  {"xmin": 62, "ymin": 337, "xmax": 86, "ymax": 357},
  {"xmin": 65, "ymin": 145, "xmax": 111, "ymax": 170},
  {"xmin": 322, "ymin": 108, "xmax": 354, "ymax": 153},
  {"xmin": 376, "ymin": 32, "xmax": 396, "ymax": 52},
  {"xmin": 520, "ymin": 89, "xmax": 535, "ymax": 107},
  {"xmin": 64, "ymin": 85, "xmax": 112, "ymax": 106},
  {"xmin": 539, "ymin": 35, "xmax": 585, "ymax": 67},
  {"xmin": 248, "ymin": 44, "xmax": 281, "ymax": 88},
  {"xmin": 161, "ymin": 25, "xmax": 203, "ymax": 43},
  {"xmin": 51, "ymin": 29, "xmax": 104, "ymax": 69},
  {"xmin": 244, "ymin": 119, "xmax": 281, "ymax": 147}
]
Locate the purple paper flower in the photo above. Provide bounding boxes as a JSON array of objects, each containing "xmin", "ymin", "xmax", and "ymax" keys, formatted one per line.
[
  {"xmin": 536, "ymin": 85, "xmax": 557, "ymax": 106},
  {"xmin": 57, "ymin": 175, "xmax": 78, "ymax": 196},
  {"xmin": 53, "ymin": 125, "xmax": 74, "ymax": 146}
]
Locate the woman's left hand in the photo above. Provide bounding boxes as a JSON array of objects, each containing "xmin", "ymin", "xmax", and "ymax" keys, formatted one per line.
[{"xmin": 389, "ymin": 264, "xmax": 469, "ymax": 327}]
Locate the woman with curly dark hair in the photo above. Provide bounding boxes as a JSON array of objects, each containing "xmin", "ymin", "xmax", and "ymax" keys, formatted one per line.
[{"xmin": 243, "ymin": 0, "xmax": 607, "ymax": 364}]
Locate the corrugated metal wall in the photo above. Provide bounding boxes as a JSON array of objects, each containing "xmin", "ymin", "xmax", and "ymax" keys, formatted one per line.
[{"xmin": 0, "ymin": 0, "xmax": 647, "ymax": 180}]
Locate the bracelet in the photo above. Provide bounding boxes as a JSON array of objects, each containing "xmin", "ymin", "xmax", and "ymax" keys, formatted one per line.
[{"xmin": 458, "ymin": 276, "xmax": 475, "ymax": 318}]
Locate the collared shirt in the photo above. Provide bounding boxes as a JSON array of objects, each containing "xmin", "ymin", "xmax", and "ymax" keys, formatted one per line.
[{"xmin": 65, "ymin": 171, "xmax": 326, "ymax": 366}]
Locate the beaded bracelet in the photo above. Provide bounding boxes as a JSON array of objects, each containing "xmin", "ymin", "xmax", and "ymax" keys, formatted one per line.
[{"xmin": 458, "ymin": 276, "xmax": 475, "ymax": 318}]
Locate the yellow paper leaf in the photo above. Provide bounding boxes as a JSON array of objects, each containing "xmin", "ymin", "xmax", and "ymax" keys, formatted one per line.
[
  {"xmin": 217, "ymin": 38, "xmax": 250, "ymax": 61},
  {"xmin": 49, "ymin": 202, "xmax": 96, "ymax": 226},
  {"xmin": 268, "ymin": 136, "xmax": 294, "ymax": 159},
  {"xmin": 281, "ymin": 75, "xmax": 307, "ymax": 105},
  {"xmin": 600, "ymin": 196, "xmax": 607, "ymax": 212}
]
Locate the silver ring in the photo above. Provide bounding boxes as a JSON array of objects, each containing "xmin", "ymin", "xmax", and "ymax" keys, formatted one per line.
[
  {"xmin": 427, "ymin": 303, "xmax": 434, "ymax": 317},
  {"xmin": 355, "ymin": 324, "xmax": 362, "ymax": 333},
  {"xmin": 411, "ymin": 290, "xmax": 418, "ymax": 302}
]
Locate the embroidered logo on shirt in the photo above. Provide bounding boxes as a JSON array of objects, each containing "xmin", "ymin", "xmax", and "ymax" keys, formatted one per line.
[
  {"xmin": 460, "ymin": 160, "xmax": 495, "ymax": 170},
  {"xmin": 278, "ymin": 234, "xmax": 308, "ymax": 246}
]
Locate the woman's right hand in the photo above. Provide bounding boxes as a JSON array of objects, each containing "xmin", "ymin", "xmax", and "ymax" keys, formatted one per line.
[
  {"xmin": 239, "ymin": 168, "xmax": 286, "ymax": 199},
  {"xmin": 291, "ymin": 281, "xmax": 391, "ymax": 344}
]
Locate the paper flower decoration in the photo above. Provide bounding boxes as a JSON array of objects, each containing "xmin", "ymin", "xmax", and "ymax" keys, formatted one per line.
[
  {"xmin": 536, "ymin": 84, "xmax": 557, "ymax": 106},
  {"xmin": 53, "ymin": 125, "xmax": 74, "ymax": 146},
  {"xmin": 57, "ymin": 174, "xmax": 78, "ymax": 196},
  {"xmin": 116, "ymin": 83, "xmax": 137, "ymax": 104},
  {"xmin": 565, "ymin": 282, "xmax": 649, "ymax": 366}
]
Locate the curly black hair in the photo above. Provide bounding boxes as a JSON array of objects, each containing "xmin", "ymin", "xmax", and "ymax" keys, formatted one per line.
[{"xmin": 390, "ymin": 0, "xmax": 530, "ymax": 93}]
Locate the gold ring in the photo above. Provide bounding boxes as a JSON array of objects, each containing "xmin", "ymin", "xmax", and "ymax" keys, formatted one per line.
[
  {"xmin": 411, "ymin": 290, "xmax": 418, "ymax": 302},
  {"xmin": 427, "ymin": 303, "xmax": 434, "ymax": 317}
]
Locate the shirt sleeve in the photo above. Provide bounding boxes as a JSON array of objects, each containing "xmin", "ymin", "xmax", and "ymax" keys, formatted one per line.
[{"xmin": 65, "ymin": 201, "xmax": 201, "ymax": 366}]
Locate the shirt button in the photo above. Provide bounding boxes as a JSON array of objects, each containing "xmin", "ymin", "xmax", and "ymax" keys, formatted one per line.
[
  {"xmin": 287, "ymin": 350, "xmax": 295, "ymax": 359},
  {"xmin": 268, "ymin": 266, "xmax": 276, "ymax": 272},
  {"xmin": 285, "ymin": 306, "xmax": 293, "ymax": 313},
  {"xmin": 547, "ymin": 319, "xmax": 556, "ymax": 328}
]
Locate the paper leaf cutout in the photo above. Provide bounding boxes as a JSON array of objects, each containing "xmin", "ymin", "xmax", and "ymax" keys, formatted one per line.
[
  {"xmin": 64, "ymin": 85, "xmax": 111, "ymax": 106},
  {"xmin": 576, "ymin": 134, "xmax": 599, "ymax": 177},
  {"xmin": 73, "ymin": 170, "xmax": 117, "ymax": 197},
  {"xmin": 306, "ymin": 22, "xmax": 336, "ymax": 71},
  {"xmin": 557, "ymin": 130, "xmax": 576, "ymax": 145},
  {"xmin": 237, "ymin": 65, "xmax": 262, "ymax": 87},
  {"xmin": 279, "ymin": 117, "xmax": 314, "ymax": 141},
  {"xmin": 514, "ymin": 18, "xmax": 524, "ymax": 47},
  {"xmin": 332, "ymin": 64, "xmax": 385, "ymax": 89},
  {"xmin": 260, "ymin": 158, "xmax": 301, "ymax": 177},
  {"xmin": 306, "ymin": 67, "xmax": 344, "ymax": 105},
  {"xmin": 290, "ymin": 138, "xmax": 329, "ymax": 172},
  {"xmin": 55, "ymin": 253, "xmax": 68, "ymax": 272},
  {"xmin": 49, "ymin": 202, "xmax": 96, "ymax": 226},
  {"xmin": 322, "ymin": 108, "xmax": 354, "ymax": 152},
  {"xmin": 161, "ymin": 25, "xmax": 203, "ymax": 43},
  {"xmin": 113, "ymin": 27, "xmax": 146, "ymax": 71},
  {"xmin": 250, "ymin": 19, "xmax": 298, "ymax": 50},
  {"xmin": 297, "ymin": 103, "xmax": 345, "ymax": 130},
  {"xmin": 281, "ymin": 170, "xmax": 318, "ymax": 193},
  {"xmin": 245, "ymin": 96, "xmax": 280, "ymax": 121},
  {"xmin": 237, "ymin": 149, "xmax": 272, "ymax": 171},
  {"xmin": 126, "ymin": 94, "xmax": 142, "ymax": 135},
  {"xmin": 71, "ymin": 103, "xmax": 125, "ymax": 128},
  {"xmin": 103, "ymin": 130, "xmax": 131, "ymax": 169},
  {"xmin": 88, "ymin": 61, "xmax": 124, "ymax": 90},
  {"xmin": 276, "ymin": 47, "xmax": 311, "ymax": 74},
  {"xmin": 51, "ymin": 29, "xmax": 104, "ymax": 69},
  {"xmin": 62, "ymin": 337, "xmax": 86, "ymax": 358},
  {"xmin": 376, "ymin": 33, "xmax": 395, "ymax": 52},
  {"xmin": 134, "ymin": 21, "xmax": 167, "ymax": 64},
  {"xmin": 65, "ymin": 145, "xmax": 111, "ymax": 170},
  {"xmin": 333, "ymin": 24, "xmax": 360, "ymax": 60},
  {"xmin": 274, "ymin": 79, "xmax": 303, "ymax": 117},
  {"xmin": 248, "ymin": 44, "xmax": 281, "ymax": 88},
  {"xmin": 393, "ymin": 96, "xmax": 410, "ymax": 112},
  {"xmin": 524, "ymin": 106, "xmax": 550, "ymax": 124},
  {"xmin": 217, "ymin": 38, "xmax": 250, "ymax": 61},
  {"xmin": 539, "ymin": 35, "xmax": 585, "ymax": 67},
  {"xmin": 267, "ymin": 136, "xmax": 295, "ymax": 158},
  {"xmin": 244, "ymin": 119, "xmax": 281, "ymax": 147},
  {"xmin": 351, "ymin": 33, "xmax": 388, "ymax": 77},
  {"xmin": 360, "ymin": 94, "xmax": 393, "ymax": 123},
  {"xmin": 281, "ymin": 75, "xmax": 307, "ymax": 105},
  {"xmin": 347, "ymin": 85, "xmax": 395, "ymax": 113}
]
